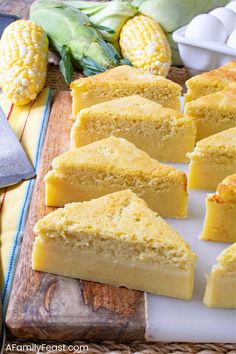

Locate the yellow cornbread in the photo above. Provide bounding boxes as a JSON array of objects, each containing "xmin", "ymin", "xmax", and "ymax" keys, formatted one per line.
[
  {"xmin": 33, "ymin": 190, "xmax": 197, "ymax": 300},
  {"xmin": 204, "ymin": 243, "xmax": 236, "ymax": 308},
  {"xmin": 200, "ymin": 173, "xmax": 236, "ymax": 243},
  {"xmin": 188, "ymin": 128, "xmax": 236, "ymax": 190},
  {"xmin": 200, "ymin": 173, "xmax": 236, "ymax": 242},
  {"xmin": 185, "ymin": 61, "xmax": 236, "ymax": 103},
  {"xmin": 70, "ymin": 65, "xmax": 182, "ymax": 120},
  {"xmin": 45, "ymin": 136, "xmax": 188, "ymax": 218},
  {"xmin": 184, "ymin": 84, "xmax": 236, "ymax": 141},
  {"xmin": 71, "ymin": 95, "xmax": 196, "ymax": 163}
]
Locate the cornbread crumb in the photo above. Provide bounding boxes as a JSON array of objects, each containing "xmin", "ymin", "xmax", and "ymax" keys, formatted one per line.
[
  {"xmin": 184, "ymin": 84, "xmax": 236, "ymax": 141},
  {"xmin": 45, "ymin": 136, "xmax": 187, "ymax": 218},
  {"xmin": 34, "ymin": 190, "xmax": 196, "ymax": 271},
  {"xmin": 200, "ymin": 173, "xmax": 236, "ymax": 242},
  {"xmin": 70, "ymin": 65, "xmax": 182, "ymax": 120},
  {"xmin": 188, "ymin": 128, "xmax": 236, "ymax": 190},
  {"xmin": 71, "ymin": 95, "xmax": 196, "ymax": 162},
  {"xmin": 203, "ymin": 243, "xmax": 236, "ymax": 308},
  {"xmin": 189, "ymin": 127, "xmax": 236, "ymax": 164},
  {"xmin": 211, "ymin": 173, "xmax": 236, "ymax": 204},
  {"xmin": 33, "ymin": 190, "xmax": 196, "ymax": 299},
  {"xmin": 185, "ymin": 61, "xmax": 236, "ymax": 103},
  {"xmin": 216, "ymin": 243, "xmax": 236, "ymax": 274}
]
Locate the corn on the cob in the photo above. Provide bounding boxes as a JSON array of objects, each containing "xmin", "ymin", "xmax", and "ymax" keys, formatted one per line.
[
  {"xmin": 119, "ymin": 15, "xmax": 171, "ymax": 77},
  {"xmin": 0, "ymin": 20, "xmax": 48, "ymax": 105}
]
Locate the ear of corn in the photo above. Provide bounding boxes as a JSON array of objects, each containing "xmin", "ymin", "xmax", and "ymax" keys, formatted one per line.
[
  {"xmin": 132, "ymin": 0, "xmax": 228, "ymax": 65},
  {"xmin": 119, "ymin": 15, "xmax": 171, "ymax": 77},
  {"xmin": 0, "ymin": 19, "xmax": 48, "ymax": 105}
]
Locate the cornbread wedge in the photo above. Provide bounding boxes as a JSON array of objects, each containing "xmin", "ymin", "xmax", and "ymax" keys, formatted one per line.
[
  {"xmin": 70, "ymin": 65, "xmax": 182, "ymax": 120},
  {"xmin": 185, "ymin": 84, "xmax": 236, "ymax": 141},
  {"xmin": 71, "ymin": 95, "xmax": 196, "ymax": 163},
  {"xmin": 203, "ymin": 243, "xmax": 236, "ymax": 308},
  {"xmin": 188, "ymin": 128, "xmax": 236, "ymax": 190},
  {"xmin": 33, "ymin": 190, "xmax": 197, "ymax": 300},
  {"xmin": 185, "ymin": 61, "xmax": 236, "ymax": 103},
  {"xmin": 200, "ymin": 174, "xmax": 236, "ymax": 243},
  {"xmin": 45, "ymin": 136, "xmax": 188, "ymax": 218}
]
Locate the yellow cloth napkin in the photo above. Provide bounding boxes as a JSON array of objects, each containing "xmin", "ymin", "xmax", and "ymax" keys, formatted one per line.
[{"xmin": 0, "ymin": 88, "xmax": 52, "ymax": 315}]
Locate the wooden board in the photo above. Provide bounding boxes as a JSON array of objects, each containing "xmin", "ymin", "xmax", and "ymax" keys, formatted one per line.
[{"xmin": 6, "ymin": 91, "xmax": 145, "ymax": 342}]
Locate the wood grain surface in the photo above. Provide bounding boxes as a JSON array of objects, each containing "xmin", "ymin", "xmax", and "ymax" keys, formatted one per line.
[
  {"xmin": 5, "ymin": 91, "xmax": 146, "ymax": 342},
  {"xmin": 0, "ymin": 0, "xmax": 34, "ymax": 18}
]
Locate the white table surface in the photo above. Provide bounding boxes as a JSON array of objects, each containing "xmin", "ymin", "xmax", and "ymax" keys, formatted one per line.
[{"xmin": 146, "ymin": 163, "xmax": 236, "ymax": 343}]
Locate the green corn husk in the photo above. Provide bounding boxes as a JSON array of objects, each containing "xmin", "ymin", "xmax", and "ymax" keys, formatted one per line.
[
  {"xmin": 62, "ymin": 0, "xmax": 137, "ymax": 42},
  {"xmin": 166, "ymin": 32, "xmax": 183, "ymax": 66},
  {"xmin": 30, "ymin": 0, "xmax": 130, "ymax": 83},
  {"xmin": 133, "ymin": 0, "xmax": 229, "ymax": 33},
  {"xmin": 132, "ymin": 0, "xmax": 144, "ymax": 6}
]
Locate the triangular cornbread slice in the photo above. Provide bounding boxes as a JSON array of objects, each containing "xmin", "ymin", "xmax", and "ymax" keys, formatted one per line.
[
  {"xmin": 71, "ymin": 95, "xmax": 196, "ymax": 162},
  {"xmin": 185, "ymin": 61, "xmax": 236, "ymax": 103},
  {"xmin": 188, "ymin": 127, "xmax": 236, "ymax": 190},
  {"xmin": 200, "ymin": 173, "xmax": 236, "ymax": 242},
  {"xmin": 33, "ymin": 190, "xmax": 196, "ymax": 300},
  {"xmin": 45, "ymin": 136, "xmax": 188, "ymax": 218},
  {"xmin": 70, "ymin": 65, "xmax": 181, "ymax": 120},
  {"xmin": 204, "ymin": 243, "xmax": 236, "ymax": 308},
  {"xmin": 185, "ymin": 84, "xmax": 236, "ymax": 141}
]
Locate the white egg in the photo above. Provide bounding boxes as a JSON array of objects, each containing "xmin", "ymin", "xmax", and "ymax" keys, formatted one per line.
[
  {"xmin": 226, "ymin": 1, "xmax": 236, "ymax": 14},
  {"xmin": 210, "ymin": 7, "xmax": 236, "ymax": 35},
  {"xmin": 185, "ymin": 14, "xmax": 227, "ymax": 43},
  {"xmin": 227, "ymin": 28, "xmax": 236, "ymax": 48}
]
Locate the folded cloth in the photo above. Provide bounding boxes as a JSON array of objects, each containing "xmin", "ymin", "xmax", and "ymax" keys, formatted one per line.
[{"xmin": 0, "ymin": 88, "xmax": 52, "ymax": 315}]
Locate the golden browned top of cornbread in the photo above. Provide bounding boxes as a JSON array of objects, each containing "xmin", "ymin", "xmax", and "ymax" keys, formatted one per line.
[
  {"xmin": 210, "ymin": 173, "xmax": 236, "ymax": 204},
  {"xmin": 189, "ymin": 128, "xmax": 236, "ymax": 161},
  {"xmin": 49, "ymin": 136, "xmax": 185, "ymax": 181},
  {"xmin": 71, "ymin": 65, "xmax": 181, "ymax": 93},
  {"xmin": 185, "ymin": 83, "xmax": 236, "ymax": 112},
  {"xmin": 213, "ymin": 243, "xmax": 236, "ymax": 275},
  {"xmin": 221, "ymin": 173, "xmax": 236, "ymax": 191},
  {"xmin": 79, "ymin": 95, "xmax": 194, "ymax": 128},
  {"xmin": 34, "ymin": 190, "xmax": 196, "ymax": 268},
  {"xmin": 197, "ymin": 127, "xmax": 236, "ymax": 148},
  {"xmin": 186, "ymin": 61, "xmax": 236, "ymax": 91}
]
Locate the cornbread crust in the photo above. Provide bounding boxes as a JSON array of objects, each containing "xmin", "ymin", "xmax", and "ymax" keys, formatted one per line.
[
  {"xmin": 200, "ymin": 173, "xmax": 236, "ymax": 242},
  {"xmin": 71, "ymin": 95, "xmax": 196, "ymax": 162},
  {"xmin": 185, "ymin": 61, "xmax": 236, "ymax": 103},
  {"xmin": 184, "ymin": 84, "xmax": 236, "ymax": 141},
  {"xmin": 33, "ymin": 190, "xmax": 196, "ymax": 299},
  {"xmin": 45, "ymin": 136, "xmax": 188, "ymax": 217},
  {"xmin": 203, "ymin": 243, "xmax": 236, "ymax": 308},
  {"xmin": 70, "ymin": 65, "xmax": 182, "ymax": 120},
  {"xmin": 215, "ymin": 173, "xmax": 236, "ymax": 203},
  {"xmin": 188, "ymin": 128, "xmax": 236, "ymax": 190}
]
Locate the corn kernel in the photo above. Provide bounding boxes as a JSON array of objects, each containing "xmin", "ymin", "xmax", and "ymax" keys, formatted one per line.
[
  {"xmin": 0, "ymin": 19, "xmax": 48, "ymax": 105},
  {"xmin": 119, "ymin": 15, "xmax": 171, "ymax": 77}
]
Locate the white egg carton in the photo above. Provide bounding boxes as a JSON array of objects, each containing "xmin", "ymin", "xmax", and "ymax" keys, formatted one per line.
[{"xmin": 173, "ymin": 26, "xmax": 236, "ymax": 76}]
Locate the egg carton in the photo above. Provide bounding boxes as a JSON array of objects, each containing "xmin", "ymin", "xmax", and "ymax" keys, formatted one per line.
[{"xmin": 173, "ymin": 26, "xmax": 236, "ymax": 76}]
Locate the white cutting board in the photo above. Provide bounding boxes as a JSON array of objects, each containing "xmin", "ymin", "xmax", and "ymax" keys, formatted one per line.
[
  {"xmin": 146, "ymin": 97, "xmax": 236, "ymax": 343},
  {"xmin": 145, "ymin": 163, "xmax": 236, "ymax": 343}
]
